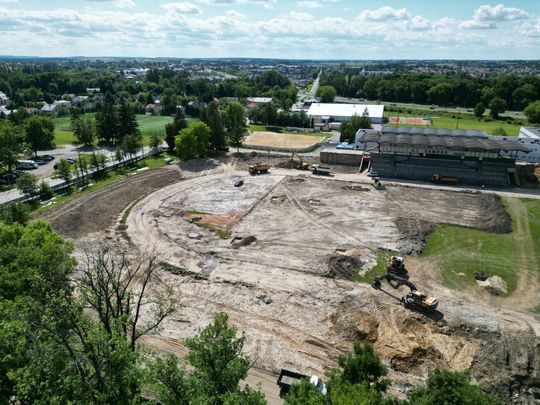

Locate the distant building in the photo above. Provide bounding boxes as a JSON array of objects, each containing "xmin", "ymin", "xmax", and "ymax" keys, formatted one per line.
[
  {"xmin": 512, "ymin": 127, "xmax": 540, "ymax": 163},
  {"xmin": 307, "ymin": 103, "xmax": 384, "ymax": 127},
  {"xmin": 73, "ymin": 95, "xmax": 89, "ymax": 104},
  {"xmin": 0, "ymin": 106, "xmax": 15, "ymax": 117},
  {"xmin": 246, "ymin": 97, "xmax": 273, "ymax": 110},
  {"xmin": 41, "ymin": 100, "xmax": 70, "ymax": 116},
  {"xmin": 356, "ymin": 126, "xmax": 530, "ymax": 186},
  {"xmin": 144, "ymin": 103, "xmax": 163, "ymax": 116},
  {"xmin": 0, "ymin": 91, "xmax": 10, "ymax": 105}
]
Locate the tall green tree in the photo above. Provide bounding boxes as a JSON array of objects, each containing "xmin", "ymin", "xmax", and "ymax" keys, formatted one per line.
[
  {"xmin": 474, "ymin": 102, "xmax": 486, "ymax": 118},
  {"xmin": 72, "ymin": 115, "xmax": 96, "ymax": 146},
  {"xmin": 117, "ymin": 97, "xmax": 140, "ymax": 142},
  {"xmin": 0, "ymin": 121, "xmax": 24, "ymax": 172},
  {"xmin": 24, "ymin": 115, "xmax": 55, "ymax": 156},
  {"xmin": 16, "ymin": 172, "xmax": 38, "ymax": 200},
  {"xmin": 152, "ymin": 313, "xmax": 266, "ymax": 405},
  {"xmin": 175, "ymin": 121, "xmax": 211, "ymax": 161},
  {"xmin": 55, "ymin": 158, "xmax": 72, "ymax": 185},
  {"xmin": 340, "ymin": 115, "xmax": 372, "ymax": 143},
  {"xmin": 316, "ymin": 85, "xmax": 337, "ymax": 103},
  {"xmin": 96, "ymin": 93, "xmax": 118, "ymax": 143},
  {"xmin": 524, "ymin": 100, "xmax": 540, "ymax": 124},
  {"xmin": 165, "ymin": 108, "xmax": 188, "ymax": 153},
  {"xmin": 488, "ymin": 97, "xmax": 507, "ymax": 119},
  {"xmin": 203, "ymin": 101, "xmax": 226, "ymax": 152},
  {"xmin": 225, "ymin": 101, "xmax": 247, "ymax": 153}
]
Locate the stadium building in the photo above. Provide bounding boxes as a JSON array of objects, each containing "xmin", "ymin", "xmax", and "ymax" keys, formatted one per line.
[{"xmin": 356, "ymin": 127, "xmax": 531, "ymax": 186}]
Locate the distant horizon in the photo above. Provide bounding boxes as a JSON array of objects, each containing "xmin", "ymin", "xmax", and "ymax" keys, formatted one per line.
[
  {"xmin": 0, "ymin": 55, "xmax": 539, "ymax": 63},
  {"xmin": 0, "ymin": 1, "xmax": 539, "ymax": 59}
]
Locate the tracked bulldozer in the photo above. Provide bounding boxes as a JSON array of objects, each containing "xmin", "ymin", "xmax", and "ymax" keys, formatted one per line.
[
  {"xmin": 371, "ymin": 257, "xmax": 438, "ymax": 311},
  {"xmin": 291, "ymin": 153, "xmax": 309, "ymax": 170}
]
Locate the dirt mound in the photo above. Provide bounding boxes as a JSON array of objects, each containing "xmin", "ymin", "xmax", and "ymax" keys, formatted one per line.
[
  {"xmin": 231, "ymin": 235, "xmax": 257, "ymax": 249},
  {"xmin": 475, "ymin": 194, "xmax": 512, "ymax": 233},
  {"xmin": 395, "ymin": 218, "xmax": 435, "ymax": 255},
  {"xmin": 184, "ymin": 211, "xmax": 243, "ymax": 230},
  {"xmin": 323, "ymin": 254, "xmax": 362, "ymax": 279},
  {"xmin": 330, "ymin": 308, "xmax": 379, "ymax": 342}
]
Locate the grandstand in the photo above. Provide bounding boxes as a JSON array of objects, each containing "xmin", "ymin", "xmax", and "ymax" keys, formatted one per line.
[{"xmin": 356, "ymin": 127, "xmax": 530, "ymax": 186}]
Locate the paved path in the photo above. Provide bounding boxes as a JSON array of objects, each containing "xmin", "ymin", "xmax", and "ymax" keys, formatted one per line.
[{"xmin": 0, "ymin": 147, "xmax": 159, "ymax": 206}]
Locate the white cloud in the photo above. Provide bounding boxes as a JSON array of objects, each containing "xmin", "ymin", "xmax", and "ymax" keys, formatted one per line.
[
  {"xmin": 461, "ymin": 4, "xmax": 529, "ymax": 30},
  {"xmin": 0, "ymin": 0, "xmax": 18, "ymax": 3},
  {"xmin": 297, "ymin": 0, "xmax": 322, "ymax": 9},
  {"xmin": 0, "ymin": 2, "xmax": 537, "ymax": 59},
  {"xmin": 85, "ymin": 0, "xmax": 136, "ymax": 8},
  {"xmin": 288, "ymin": 11, "xmax": 314, "ymax": 21},
  {"xmin": 199, "ymin": 0, "xmax": 276, "ymax": 7},
  {"xmin": 358, "ymin": 6, "xmax": 411, "ymax": 22},
  {"xmin": 473, "ymin": 4, "xmax": 529, "ymax": 22},
  {"xmin": 162, "ymin": 2, "xmax": 202, "ymax": 14}
]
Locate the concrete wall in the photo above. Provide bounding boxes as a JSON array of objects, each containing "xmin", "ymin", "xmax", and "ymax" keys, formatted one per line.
[
  {"xmin": 371, "ymin": 154, "xmax": 515, "ymax": 186},
  {"xmin": 320, "ymin": 150, "xmax": 364, "ymax": 166}
]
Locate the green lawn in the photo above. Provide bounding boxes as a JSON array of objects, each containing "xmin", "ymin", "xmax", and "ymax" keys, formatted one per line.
[
  {"xmin": 53, "ymin": 114, "xmax": 176, "ymax": 146},
  {"xmin": 384, "ymin": 110, "xmax": 523, "ymax": 136},
  {"xmin": 37, "ymin": 153, "xmax": 175, "ymax": 213},
  {"xmin": 419, "ymin": 198, "xmax": 540, "ymax": 305}
]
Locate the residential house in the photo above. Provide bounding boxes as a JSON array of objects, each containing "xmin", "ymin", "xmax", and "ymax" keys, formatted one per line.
[{"xmin": 0, "ymin": 91, "xmax": 9, "ymax": 106}]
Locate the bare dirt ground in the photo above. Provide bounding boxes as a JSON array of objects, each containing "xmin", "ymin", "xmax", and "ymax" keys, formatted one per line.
[
  {"xmin": 43, "ymin": 156, "xmax": 540, "ymax": 404},
  {"xmin": 124, "ymin": 167, "xmax": 540, "ymax": 403},
  {"xmin": 244, "ymin": 131, "xmax": 325, "ymax": 149}
]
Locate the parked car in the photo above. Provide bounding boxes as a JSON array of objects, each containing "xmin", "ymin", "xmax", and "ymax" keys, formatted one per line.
[
  {"xmin": 16, "ymin": 160, "xmax": 38, "ymax": 170},
  {"xmin": 32, "ymin": 159, "xmax": 47, "ymax": 166},
  {"xmin": 41, "ymin": 155, "xmax": 55, "ymax": 162},
  {"xmin": 65, "ymin": 157, "xmax": 76, "ymax": 164}
]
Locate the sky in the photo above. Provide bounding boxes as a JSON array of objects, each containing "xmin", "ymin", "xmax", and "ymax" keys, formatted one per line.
[{"xmin": 0, "ymin": 0, "xmax": 539, "ymax": 59}]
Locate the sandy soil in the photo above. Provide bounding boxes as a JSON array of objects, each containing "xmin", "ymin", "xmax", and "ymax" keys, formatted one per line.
[
  {"xmin": 245, "ymin": 131, "xmax": 325, "ymax": 149},
  {"xmin": 124, "ymin": 168, "xmax": 540, "ymax": 403},
  {"xmin": 42, "ymin": 156, "xmax": 540, "ymax": 403}
]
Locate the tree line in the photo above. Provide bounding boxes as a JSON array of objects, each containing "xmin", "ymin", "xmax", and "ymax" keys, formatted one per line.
[
  {"xmin": 319, "ymin": 70, "xmax": 540, "ymax": 112},
  {"xmin": 0, "ymin": 64, "xmax": 298, "ymax": 114}
]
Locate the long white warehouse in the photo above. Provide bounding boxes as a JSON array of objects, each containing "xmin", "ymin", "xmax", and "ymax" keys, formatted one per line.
[{"xmin": 307, "ymin": 103, "xmax": 384, "ymax": 125}]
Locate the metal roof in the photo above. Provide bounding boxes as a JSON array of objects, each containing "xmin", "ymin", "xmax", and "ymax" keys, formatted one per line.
[
  {"xmin": 381, "ymin": 126, "xmax": 487, "ymax": 138},
  {"xmin": 360, "ymin": 129, "xmax": 530, "ymax": 153},
  {"xmin": 307, "ymin": 103, "xmax": 384, "ymax": 118}
]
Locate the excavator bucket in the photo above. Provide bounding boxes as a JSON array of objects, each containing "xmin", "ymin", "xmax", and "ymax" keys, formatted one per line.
[{"xmin": 371, "ymin": 279, "xmax": 382, "ymax": 289}]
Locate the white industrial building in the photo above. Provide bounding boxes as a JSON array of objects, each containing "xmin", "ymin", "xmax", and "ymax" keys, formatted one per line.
[
  {"xmin": 513, "ymin": 127, "xmax": 540, "ymax": 163},
  {"xmin": 307, "ymin": 103, "xmax": 384, "ymax": 126}
]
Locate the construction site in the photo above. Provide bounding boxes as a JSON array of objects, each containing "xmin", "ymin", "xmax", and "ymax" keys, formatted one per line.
[{"xmin": 38, "ymin": 152, "xmax": 540, "ymax": 404}]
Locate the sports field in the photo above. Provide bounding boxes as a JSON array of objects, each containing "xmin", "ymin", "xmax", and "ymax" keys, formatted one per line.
[
  {"xmin": 385, "ymin": 111, "xmax": 523, "ymax": 136},
  {"xmin": 244, "ymin": 131, "xmax": 325, "ymax": 150},
  {"xmin": 54, "ymin": 114, "xmax": 174, "ymax": 145}
]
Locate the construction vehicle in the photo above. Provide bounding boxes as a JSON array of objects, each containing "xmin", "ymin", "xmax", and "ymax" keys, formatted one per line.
[
  {"xmin": 371, "ymin": 257, "xmax": 438, "ymax": 312},
  {"xmin": 431, "ymin": 173, "xmax": 458, "ymax": 185},
  {"xmin": 291, "ymin": 153, "xmax": 309, "ymax": 170},
  {"xmin": 248, "ymin": 164, "xmax": 270, "ymax": 175},
  {"xmin": 277, "ymin": 369, "xmax": 327, "ymax": 398},
  {"xmin": 311, "ymin": 164, "xmax": 331, "ymax": 176}
]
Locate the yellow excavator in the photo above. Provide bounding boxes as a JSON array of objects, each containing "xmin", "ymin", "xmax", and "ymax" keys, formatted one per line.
[
  {"xmin": 371, "ymin": 256, "xmax": 438, "ymax": 311},
  {"xmin": 291, "ymin": 153, "xmax": 309, "ymax": 170}
]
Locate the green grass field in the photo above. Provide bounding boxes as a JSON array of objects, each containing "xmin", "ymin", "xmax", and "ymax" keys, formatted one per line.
[
  {"xmin": 384, "ymin": 110, "xmax": 523, "ymax": 136},
  {"xmin": 53, "ymin": 114, "xmax": 175, "ymax": 146},
  {"xmin": 419, "ymin": 198, "xmax": 540, "ymax": 306}
]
